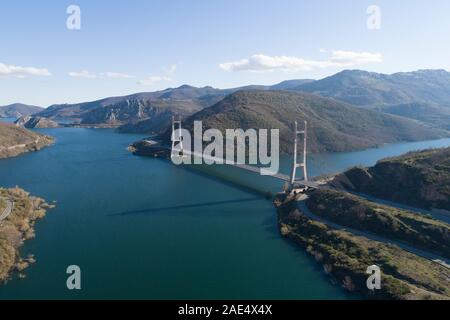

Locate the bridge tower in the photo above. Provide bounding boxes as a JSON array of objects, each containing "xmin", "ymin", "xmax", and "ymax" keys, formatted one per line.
[
  {"xmin": 171, "ymin": 116, "xmax": 184, "ymax": 159},
  {"xmin": 290, "ymin": 120, "xmax": 308, "ymax": 186}
]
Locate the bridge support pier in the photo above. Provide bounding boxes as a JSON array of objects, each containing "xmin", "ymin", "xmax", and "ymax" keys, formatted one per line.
[
  {"xmin": 290, "ymin": 120, "xmax": 308, "ymax": 189},
  {"xmin": 171, "ymin": 116, "xmax": 184, "ymax": 159}
]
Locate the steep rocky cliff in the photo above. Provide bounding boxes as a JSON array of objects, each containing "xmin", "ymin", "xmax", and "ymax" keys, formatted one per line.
[{"xmin": 15, "ymin": 116, "xmax": 59, "ymax": 129}]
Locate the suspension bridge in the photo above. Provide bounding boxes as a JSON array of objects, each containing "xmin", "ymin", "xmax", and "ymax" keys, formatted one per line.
[{"xmin": 170, "ymin": 117, "xmax": 318, "ymax": 190}]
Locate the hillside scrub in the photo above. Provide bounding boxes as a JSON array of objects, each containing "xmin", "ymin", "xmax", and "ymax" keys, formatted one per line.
[
  {"xmin": 275, "ymin": 193, "xmax": 450, "ymax": 300},
  {"xmin": 332, "ymin": 147, "xmax": 450, "ymax": 210},
  {"xmin": 0, "ymin": 187, "xmax": 54, "ymax": 283},
  {"xmin": 306, "ymin": 189, "xmax": 450, "ymax": 259},
  {"xmin": 160, "ymin": 90, "xmax": 447, "ymax": 154}
]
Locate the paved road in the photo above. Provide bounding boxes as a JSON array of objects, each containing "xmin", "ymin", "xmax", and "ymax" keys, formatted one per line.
[
  {"xmin": 0, "ymin": 197, "xmax": 13, "ymax": 223},
  {"xmin": 296, "ymin": 194, "xmax": 450, "ymax": 269}
]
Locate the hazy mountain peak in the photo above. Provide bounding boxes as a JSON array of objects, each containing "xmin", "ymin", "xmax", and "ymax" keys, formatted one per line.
[
  {"xmin": 177, "ymin": 84, "xmax": 197, "ymax": 90},
  {"xmin": 0, "ymin": 103, "xmax": 43, "ymax": 118}
]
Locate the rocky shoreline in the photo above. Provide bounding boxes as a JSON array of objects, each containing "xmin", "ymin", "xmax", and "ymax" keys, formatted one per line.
[
  {"xmin": 128, "ymin": 139, "xmax": 171, "ymax": 158},
  {"xmin": 0, "ymin": 136, "xmax": 54, "ymax": 159},
  {"xmin": 0, "ymin": 187, "xmax": 55, "ymax": 283},
  {"xmin": 274, "ymin": 192, "xmax": 450, "ymax": 300}
]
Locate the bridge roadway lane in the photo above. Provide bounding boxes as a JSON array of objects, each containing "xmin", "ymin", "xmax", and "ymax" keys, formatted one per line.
[{"xmin": 179, "ymin": 149, "xmax": 319, "ymax": 188}]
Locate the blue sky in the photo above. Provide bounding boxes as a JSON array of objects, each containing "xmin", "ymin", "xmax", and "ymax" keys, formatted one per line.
[{"xmin": 1, "ymin": 0, "xmax": 450, "ymax": 106}]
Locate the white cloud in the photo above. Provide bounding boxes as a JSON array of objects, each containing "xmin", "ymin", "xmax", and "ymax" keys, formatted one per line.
[
  {"xmin": 0, "ymin": 63, "xmax": 51, "ymax": 77},
  {"xmin": 219, "ymin": 50, "xmax": 383, "ymax": 72},
  {"xmin": 69, "ymin": 70, "xmax": 136, "ymax": 79},
  {"xmin": 138, "ymin": 76, "xmax": 172, "ymax": 86},
  {"xmin": 104, "ymin": 72, "xmax": 135, "ymax": 79},
  {"xmin": 69, "ymin": 70, "xmax": 97, "ymax": 79},
  {"xmin": 167, "ymin": 64, "xmax": 177, "ymax": 75},
  {"xmin": 138, "ymin": 65, "xmax": 176, "ymax": 86},
  {"xmin": 329, "ymin": 50, "xmax": 383, "ymax": 65}
]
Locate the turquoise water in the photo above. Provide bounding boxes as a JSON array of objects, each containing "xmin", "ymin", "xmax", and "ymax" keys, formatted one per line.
[{"xmin": 0, "ymin": 126, "xmax": 449, "ymax": 299}]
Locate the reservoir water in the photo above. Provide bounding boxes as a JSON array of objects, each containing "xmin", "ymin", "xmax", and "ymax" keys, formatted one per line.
[{"xmin": 0, "ymin": 126, "xmax": 449, "ymax": 299}]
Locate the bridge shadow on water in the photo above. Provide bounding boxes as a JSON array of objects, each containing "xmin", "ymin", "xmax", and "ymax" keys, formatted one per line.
[{"xmin": 108, "ymin": 197, "xmax": 263, "ymax": 217}]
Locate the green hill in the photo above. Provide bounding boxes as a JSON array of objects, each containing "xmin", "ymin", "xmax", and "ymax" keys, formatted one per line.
[
  {"xmin": 374, "ymin": 102, "xmax": 450, "ymax": 130},
  {"xmin": 162, "ymin": 90, "xmax": 448, "ymax": 154},
  {"xmin": 306, "ymin": 189, "xmax": 450, "ymax": 259},
  {"xmin": 332, "ymin": 147, "xmax": 450, "ymax": 210}
]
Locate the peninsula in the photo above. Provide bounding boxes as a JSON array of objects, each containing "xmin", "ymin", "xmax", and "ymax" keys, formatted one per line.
[{"xmin": 0, "ymin": 123, "xmax": 54, "ymax": 159}]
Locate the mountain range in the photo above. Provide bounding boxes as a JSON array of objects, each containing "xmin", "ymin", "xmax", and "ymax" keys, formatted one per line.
[
  {"xmin": 35, "ymin": 85, "xmax": 235, "ymax": 132},
  {"xmin": 28, "ymin": 69, "xmax": 450, "ymax": 133},
  {"xmin": 32, "ymin": 80, "xmax": 316, "ymax": 132},
  {"xmin": 293, "ymin": 69, "xmax": 450, "ymax": 129},
  {"xmin": 4, "ymin": 69, "xmax": 450, "ymax": 153}
]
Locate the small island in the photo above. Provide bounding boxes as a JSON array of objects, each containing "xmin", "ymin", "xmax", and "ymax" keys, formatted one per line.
[{"xmin": 0, "ymin": 187, "xmax": 55, "ymax": 283}]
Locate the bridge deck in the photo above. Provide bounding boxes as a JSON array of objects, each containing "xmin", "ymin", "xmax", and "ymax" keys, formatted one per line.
[{"xmin": 175, "ymin": 149, "xmax": 318, "ymax": 189}]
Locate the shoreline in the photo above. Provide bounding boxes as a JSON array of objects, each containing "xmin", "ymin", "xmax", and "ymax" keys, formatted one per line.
[
  {"xmin": 274, "ymin": 191, "xmax": 450, "ymax": 300},
  {"xmin": 0, "ymin": 137, "xmax": 54, "ymax": 159},
  {"xmin": 0, "ymin": 187, "xmax": 55, "ymax": 284}
]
